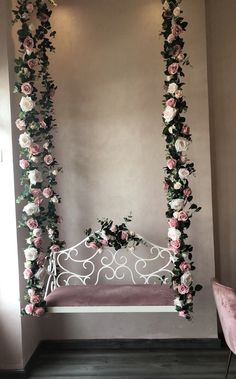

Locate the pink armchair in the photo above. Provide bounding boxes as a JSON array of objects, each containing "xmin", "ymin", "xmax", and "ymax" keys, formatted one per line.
[{"xmin": 212, "ymin": 278, "xmax": 236, "ymax": 379}]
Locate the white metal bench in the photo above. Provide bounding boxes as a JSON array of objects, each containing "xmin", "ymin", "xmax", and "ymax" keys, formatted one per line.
[{"xmin": 44, "ymin": 235, "xmax": 176, "ymax": 313}]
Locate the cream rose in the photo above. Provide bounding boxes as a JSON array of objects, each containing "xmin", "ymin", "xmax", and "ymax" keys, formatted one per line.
[
  {"xmin": 32, "ymin": 228, "xmax": 42, "ymax": 237},
  {"xmin": 175, "ymin": 137, "xmax": 189, "ymax": 152},
  {"xmin": 24, "ymin": 247, "xmax": 38, "ymax": 261},
  {"xmin": 19, "ymin": 132, "xmax": 32, "ymax": 148},
  {"xmin": 168, "ymin": 83, "xmax": 178, "ymax": 94},
  {"xmin": 173, "ymin": 6, "xmax": 181, "ymax": 17},
  {"xmin": 178, "ymin": 168, "xmax": 190, "ymax": 179},
  {"xmin": 19, "ymin": 96, "xmax": 34, "ymax": 112},
  {"xmin": 170, "ymin": 198, "xmax": 184, "ymax": 211},
  {"xmin": 181, "ymin": 271, "xmax": 193, "ymax": 286},
  {"xmin": 28, "ymin": 169, "xmax": 43, "ymax": 185},
  {"xmin": 174, "ymin": 182, "xmax": 182, "ymax": 190},
  {"xmin": 23, "ymin": 202, "xmax": 40, "ymax": 215},
  {"xmin": 163, "ymin": 106, "xmax": 177, "ymax": 123},
  {"xmin": 168, "ymin": 227, "xmax": 181, "ymax": 241}
]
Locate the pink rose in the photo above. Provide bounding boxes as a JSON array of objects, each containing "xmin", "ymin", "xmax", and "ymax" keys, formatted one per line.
[
  {"xmin": 29, "ymin": 143, "xmax": 41, "ymax": 156},
  {"xmin": 37, "ymin": 252, "xmax": 46, "ymax": 266},
  {"xmin": 34, "ymin": 307, "xmax": 45, "ymax": 317},
  {"xmin": 179, "ymin": 261, "xmax": 191, "ymax": 272},
  {"xmin": 168, "ymin": 218, "xmax": 178, "ymax": 228},
  {"xmin": 33, "ymin": 237, "xmax": 42, "ymax": 248},
  {"xmin": 178, "ymin": 283, "xmax": 189, "ymax": 295},
  {"xmin": 180, "ymin": 154, "xmax": 187, "ymax": 164},
  {"xmin": 27, "ymin": 58, "xmax": 38, "ymax": 70},
  {"xmin": 49, "ymin": 88, "xmax": 55, "ymax": 97},
  {"xmin": 31, "ymin": 188, "xmax": 42, "ymax": 197},
  {"xmin": 178, "ymin": 310, "xmax": 187, "ymax": 318},
  {"xmin": 171, "ymin": 24, "xmax": 183, "ymax": 37},
  {"xmin": 50, "ymin": 244, "xmax": 60, "ymax": 253},
  {"xmin": 34, "ymin": 195, "xmax": 43, "ymax": 205},
  {"xmin": 177, "ymin": 53, "xmax": 185, "ymax": 62},
  {"xmin": 167, "ymin": 159, "xmax": 177, "ymax": 170},
  {"xmin": 163, "ymin": 181, "xmax": 169, "ymax": 190},
  {"xmin": 174, "ymin": 211, "xmax": 188, "ymax": 222},
  {"xmin": 43, "ymin": 187, "xmax": 53, "ymax": 198},
  {"xmin": 166, "ymin": 98, "xmax": 176, "ymax": 108},
  {"xmin": 173, "ymin": 45, "xmax": 182, "ymax": 57},
  {"xmin": 167, "ymin": 34, "xmax": 175, "ymax": 43},
  {"xmin": 101, "ymin": 239, "xmax": 108, "ymax": 246},
  {"xmin": 26, "ymin": 3, "xmax": 34, "ymax": 12},
  {"xmin": 26, "ymin": 218, "xmax": 38, "ymax": 230},
  {"xmin": 88, "ymin": 241, "xmax": 98, "ymax": 249},
  {"xmin": 39, "ymin": 120, "xmax": 47, "ymax": 129},
  {"xmin": 169, "ymin": 239, "xmax": 181, "ymax": 251},
  {"xmin": 175, "ymin": 90, "xmax": 183, "ymax": 99},
  {"xmin": 25, "ymin": 303, "xmax": 34, "ymax": 315},
  {"xmin": 110, "ymin": 223, "xmax": 117, "ymax": 233},
  {"xmin": 44, "ymin": 154, "xmax": 53, "ymax": 165},
  {"xmin": 23, "ymin": 36, "xmax": 34, "ymax": 53},
  {"xmin": 19, "ymin": 159, "xmax": 29, "ymax": 169},
  {"xmin": 23, "ymin": 268, "xmax": 33, "ymax": 279},
  {"xmin": 168, "ymin": 63, "xmax": 179, "ymax": 75},
  {"xmin": 15, "ymin": 118, "xmax": 26, "ymax": 130},
  {"xmin": 21, "ymin": 82, "xmax": 32, "ymax": 95},
  {"xmin": 182, "ymin": 124, "xmax": 190, "ymax": 135},
  {"xmin": 121, "ymin": 231, "xmax": 129, "ymax": 241},
  {"xmin": 183, "ymin": 187, "xmax": 192, "ymax": 198},
  {"xmin": 30, "ymin": 294, "xmax": 41, "ymax": 304},
  {"xmin": 39, "ymin": 13, "xmax": 49, "ymax": 23}
]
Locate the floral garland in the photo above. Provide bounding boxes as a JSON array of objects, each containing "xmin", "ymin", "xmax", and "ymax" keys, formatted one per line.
[
  {"xmin": 161, "ymin": 0, "xmax": 202, "ymax": 319},
  {"xmin": 12, "ymin": 0, "xmax": 65, "ymax": 316},
  {"xmin": 85, "ymin": 215, "xmax": 143, "ymax": 253}
]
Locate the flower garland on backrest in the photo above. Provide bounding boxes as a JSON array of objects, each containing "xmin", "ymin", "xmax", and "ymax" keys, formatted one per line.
[
  {"xmin": 12, "ymin": 0, "xmax": 65, "ymax": 316},
  {"xmin": 161, "ymin": 0, "xmax": 202, "ymax": 319}
]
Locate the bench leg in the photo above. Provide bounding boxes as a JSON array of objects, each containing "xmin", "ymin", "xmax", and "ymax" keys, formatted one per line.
[{"xmin": 225, "ymin": 350, "xmax": 232, "ymax": 379}]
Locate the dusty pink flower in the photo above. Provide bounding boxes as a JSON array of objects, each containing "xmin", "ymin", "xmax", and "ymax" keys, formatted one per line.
[
  {"xmin": 177, "ymin": 53, "xmax": 185, "ymax": 62},
  {"xmin": 39, "ymin": 120, "xmax": 47, "ymax": 129},
  {"xmin": 101, "ymin": 239, "xmax": 108, "ymax": 246},
  {"xmin": 29, "ymin": 143, "xmax": 41, "ymax": 156},
  {"xmin": 121, "ymin": 231, "xmax": 129, "ymax": 241},
  {"xmin": 28, "ymin": 288, "xmax": 35, "ymax": 297},
  {"xmin": 178, "ymin": 283, "xmax": 189, "ymax": 295},
  {"xmin": 88, "ymin": 241, "xmax": 98, "ymax": 249},
  {"xmin": 179, "ymin": 310, "xmax": 187, "ymax": 318},
  {"xmin": 167, "ymin": 159, "xmax": 177, "ymax": 170},
  {"xmin": 23, "ymin": 36, "xmax": 34, "ymax": 53},
  {"xmin": 26, "ymin": 218, "xmax": 38, "ymax": 230},
  {"xmin": 33, "ymin": 237, "xmax": 42, "ymax": 248},
  {"xmin": 169, "ymin": 239, "xmax": 181, "ymax": 251},
  {"xmin": 50, "ymin": 244, "xmax": 60, "ymax": 253},
  {"xmin": 44, "ymin": 154, "xmax": 53, "ymax": 165},
  {"xmin": 173, "ymin": 45, "xmax": 182, "ymax": 57},
  {"xmin": 25, "ymin": 303, "xmax": 34, "ymax": 315},
  {"xmin": 182, "ymin": 124, "xmax": 190, "ymax": 135},
  {"xmin": 26, "ymin": 3, "xmax": 34, "ymax": 13},
  {"xmin": 30, "ymin": 294, "xmax": 41, "ymax": 304},
  {"xmin": 15, "ymin": 118, "xmax": 26, "ymax": 130},
  {"xmin": 163, "ymin": 181, "xmax": 169, "ymax": 190},
  {"xmin": 166, "ymin": 98, "xmax": 176, "ymax": 108},
  {"xmin": 49, "ymin": 88, "xmax": 55, "ymax": 97},
  {"xmin": 171, "ymin": 24, "xmax": 183, "ymax": 37},
  {"xmin": 43, "ymin": 187, "xmax": 53, "ymax": 198},
  {"xmin": 23, "ymin": 268, "xmax": 33, "ymax": 279},
  {"xmin": 179, "ymin": 261, "xmax": 191, "ymax": 272},
  {"xmin": 167, "ymin": 33, "xmax": 175, "ymax": 43},
  {"xmin": 19, "ymin": 159, "xmax": 29, "ymax": 169},
  {"xmin": 27, "ymin": 58, "xmax": 38, "ymax": 70},
  {"xmin": 37, "ymin": 252, "xmax": 46, "ymax": 266},
  {"xmin": 31, "ymin": 188, "xmax": 42, "ymax": 197},
  {"xmin": 34, "ymin": 307, "xmax": 45, "ymax": 317},
  {"xmin": 168, "ymin": 63, "xmax": 179, "ymax": 75},
  {"xmin": 21, "ymin": 82, "xmax": 33, "ymax": 95},
  {"xmin": 183, "ymin": 187, "xmax": 192, "ymax": 198},
  {"xmin": 175, "ymin": 90, "xmax": 183, "ymax": 99},
  {"xmin": 34, "ymin": 195, "xmax": 43, "ymax": 205},
  {"xmin": 168, "ymin": 218, "xmax": 178, "ymax": 228},
  {"xmin": 174, "ymin": 211, "xmax": 188, "ymax": 222},
  {"xmin": 110, "ymin": 223, "xmax": 117, "ymax": 233},
  {"xmin": 39, "ymin": 13, "xmax": 49, "ymax": 22}
]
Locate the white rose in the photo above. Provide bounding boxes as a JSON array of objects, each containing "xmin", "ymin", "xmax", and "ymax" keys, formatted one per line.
[
  {"xmin": 168, "ymin": 227, "xmax": 181, "ymax": 241},
  {"xmin": 31, "ymin": 156, "xmax": 39, "ymax": 163},
  {"xmin": 174, "ymin": 182, "xmax": 182, "ymax": 190},
  {"xmin": 173, "ymin": 6, "xmax": 181, "ymax": 17},
  {"xmin": 32, "ymin": 228, "xmax": 42, "ymax": 237},
  {"xmin": 24, "ymin": 247, "xmax": 38, "ymax": 261},
  {"xmin": 23, "ymin": 202, "xmax": 40, "ymax": 215},
  {"xmin": 52, "ymin": 169, "xmax": 58, "ymax": 176},
  {"xmin": 168, "ymin": 83, "xmax": 178, "ymax": 94},
  {"xmin": 51, "ymin": 196, "xmax": 59, "ymax": 203},
  {"xmin": 175, "ymin": 137, "xmax": 189, "ymax": 152},
  {"xmin": 24, "ymin": 261, "xmax": 32, "ymax": 268},
  {"xmin": 19, "ymin": 96, "xmax": 34, "ymax": 112},
  {"xmin": 19, "ymin": 132, "xmax": 32, "ymax": 148},
  {"xmin": 170, "ymin": 198, "xmax": 184, "ymax": 211},
  {"xmin": 163, "ymin": 1, "xmax": 169, "ymax": 10},
  {"xmin": 28, "ymin": 169, "xmax": 43, "ymax": 185},
  {"xmin": 168, "ymin": 126, "xmax": 176, "ymax": 134},
  {"xmin": 178, "ymin": 168, "xmax": 190, "ymax": 179},
  {"xmin": 174, "ymin": 297, "xmax": 183, "ymax": 307},
  {"xmin": 166, "ymin": 75, "xmax": 172, "ymax": 82},
  {"xmin": 26, "ymin": 237, "xmax": 33, "ymax": 244},
  {"xmin": 181, "ymin": 271, "xmax": 192, "ymax": 286},
  {"xmin": 163, "ymin": 106, "xmax": 177, "ymax": 123}
]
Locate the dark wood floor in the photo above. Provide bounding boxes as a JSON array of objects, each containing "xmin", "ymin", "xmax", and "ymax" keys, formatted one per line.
[{"xmin": 28, "ymin": 347, "xmax": 236, "ymax": 378}]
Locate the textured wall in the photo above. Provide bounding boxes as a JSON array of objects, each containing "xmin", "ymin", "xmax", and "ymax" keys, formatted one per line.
[{"xmin": 41, "ymin": 0, "xmax": 217, "ymax": 339}]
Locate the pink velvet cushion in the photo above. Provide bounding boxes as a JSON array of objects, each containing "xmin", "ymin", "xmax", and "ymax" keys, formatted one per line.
[
  {"xmin": 212, "ymin": 279, "xmax": 236, "ymax": 354},
  {"xmin": 45, "ymin": 284, "xmax": 174, "ymax": 307}
]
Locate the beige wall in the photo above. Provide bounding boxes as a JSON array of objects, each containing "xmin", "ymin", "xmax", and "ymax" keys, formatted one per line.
[
  {"xmin": 41, "ymin": 0, "xmax": 217, "ymax": 339},
  {"xmin": 206, "ymin": 0, "xmax": 236, "ymax": 289}
]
